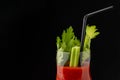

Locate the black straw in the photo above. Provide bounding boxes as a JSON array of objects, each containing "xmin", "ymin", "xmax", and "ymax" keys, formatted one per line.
[{"xmin": 79, "ymin": 6, "xmax": 114, "ymax": 66}]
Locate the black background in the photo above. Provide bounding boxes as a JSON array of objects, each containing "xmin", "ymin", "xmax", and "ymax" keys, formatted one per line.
[{"xmin": 0, "ymin": 0, "xmax": 120, "ymax": 80}]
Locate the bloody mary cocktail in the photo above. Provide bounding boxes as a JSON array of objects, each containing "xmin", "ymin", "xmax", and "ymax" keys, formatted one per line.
[{"xmin": 56, "ymin": 26, "xmax": 99, "ymax": 80}]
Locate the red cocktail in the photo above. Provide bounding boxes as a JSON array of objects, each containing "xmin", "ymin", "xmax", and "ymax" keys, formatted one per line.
[{"xmin": 56, "ymin": 25, "xmax": 99, "ymax": 80}]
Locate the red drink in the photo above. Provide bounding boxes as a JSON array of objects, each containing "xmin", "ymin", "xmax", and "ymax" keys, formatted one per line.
[
  {"xmin": 56, "ymin": 24, "xmax": 99, "ymax": 80},
  {"xmin": 56, "ymin": 66, "xmax": 91, "ymax": 80}
]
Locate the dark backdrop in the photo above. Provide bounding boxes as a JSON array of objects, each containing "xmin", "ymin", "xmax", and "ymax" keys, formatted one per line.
[{"xmin": 0, "ymin": 0, "xmax": 120, "ymax": 80}]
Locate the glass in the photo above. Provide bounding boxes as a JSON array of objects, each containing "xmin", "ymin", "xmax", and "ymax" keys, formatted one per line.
[{"xmin": 56, "ymin": 50, "xmax": 91, "ymax": 80}]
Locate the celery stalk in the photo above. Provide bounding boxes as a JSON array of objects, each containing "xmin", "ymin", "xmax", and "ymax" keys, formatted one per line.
[
  {"xmin": 74, "ymin": 47, "xmax": 80, "ymax": 67},
  {"xmin": 69, "ymin": 46, "xmax": 80, "ymax": 67},
  {"xmin": 69, "ymin": 47, "xmax": 76, "ymax": 67}
]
